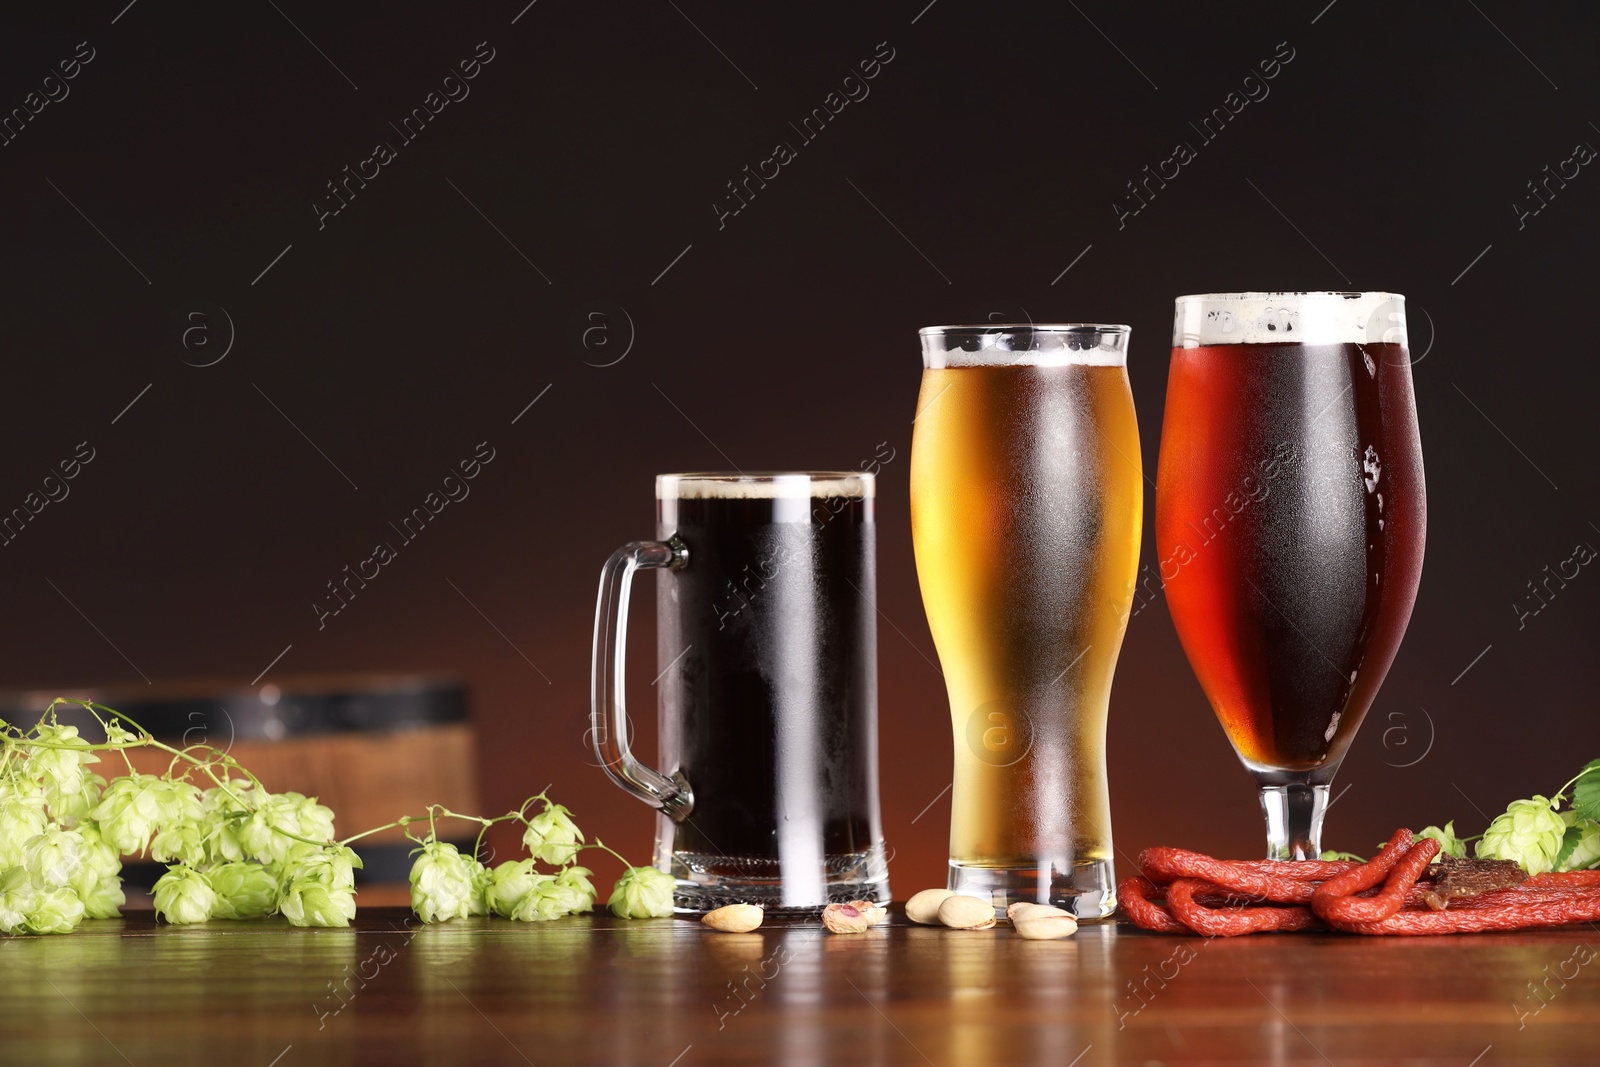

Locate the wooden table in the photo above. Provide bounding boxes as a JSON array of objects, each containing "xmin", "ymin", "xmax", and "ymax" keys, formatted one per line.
[{"xmin": 4, "ymin": 907, "xmax": 1597, "ymax": 1065}]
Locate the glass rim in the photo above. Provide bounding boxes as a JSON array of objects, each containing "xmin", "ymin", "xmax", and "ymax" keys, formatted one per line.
[
  {"xmin": 656, "ymin": 471, "xmax": 874, "ymax": 500},
  {"xmin": 918, "ymin": 322, "xmax": 1130, "ymax": 336},
  {"xmin": 1174, "ymin": 291, "xmax": 1402, "ymax": 304},
  {"xmin": 920, "ymin": 323, "xmax": 1130, "ymax": 368},
  {"xmin": 1173, "ymin": 292, "xmax": 1407, "ymax": 348}
]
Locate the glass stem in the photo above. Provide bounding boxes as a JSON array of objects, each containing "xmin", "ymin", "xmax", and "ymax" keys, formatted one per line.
[{"xmin": 1259, "ymin": 782, "xmax": 1329, "ymax": 860}]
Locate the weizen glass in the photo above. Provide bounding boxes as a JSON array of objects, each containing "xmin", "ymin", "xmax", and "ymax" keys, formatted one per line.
[
  {"xmin": 1156, "ymin": 292, "xmax": 1426, "ymax": 859},
  {"xmin": 911, "ymin": 325, "xmax": 1143, "ymax": 919},
  {"xmin": 590, "ymin": 472, "xmax": 889, "ymax": 912}
]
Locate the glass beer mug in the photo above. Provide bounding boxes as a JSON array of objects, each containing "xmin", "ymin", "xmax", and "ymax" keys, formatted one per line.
[{"xmin": 590, "ymin": 472, "xmax": 890, "ymax": 912}]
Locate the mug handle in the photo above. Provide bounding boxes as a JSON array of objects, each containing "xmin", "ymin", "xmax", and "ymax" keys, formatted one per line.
[{"xmin": 590, "ymin": 536, "xmax": 694, "ymax": 818}]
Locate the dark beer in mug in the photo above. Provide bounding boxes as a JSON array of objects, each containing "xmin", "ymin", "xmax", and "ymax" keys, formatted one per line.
[{"xmin": 591, "ymin": 473, "xmax": 889, "ymax": 911}]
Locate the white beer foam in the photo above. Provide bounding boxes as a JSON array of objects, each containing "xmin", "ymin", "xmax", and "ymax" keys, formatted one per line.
[
  {"xmin": 1173, "ymin": 292, "xmax": 1407, "ymax": 348},
  {"xmin": 920, "ymin": 324, "xmax": 1129, "ymax": 368},
  {"xmin": 658, "ymin": 472, "xmax": 874, "ymax": 499}
]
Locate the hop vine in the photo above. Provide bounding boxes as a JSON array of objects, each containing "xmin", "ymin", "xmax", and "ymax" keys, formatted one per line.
[{"xmin": 0, "ymin": 699, "xmax": 671, "ymax": 934}]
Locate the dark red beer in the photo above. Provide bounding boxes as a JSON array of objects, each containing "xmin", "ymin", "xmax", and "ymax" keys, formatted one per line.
[{"xmin": 1155, "ymin": 340, "xmax": 1425, "ymax": 778}]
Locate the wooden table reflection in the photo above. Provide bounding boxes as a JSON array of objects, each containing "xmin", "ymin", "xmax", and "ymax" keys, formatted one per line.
[{"xmin": 2, "ymin": 907, "xmax": 1597, "ymax": 1064}]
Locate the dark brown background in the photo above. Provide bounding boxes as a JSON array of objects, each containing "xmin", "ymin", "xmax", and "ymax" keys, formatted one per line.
[{"xmin": 1, "ymin": 1, "xmax": 1596, "ymax": 896}]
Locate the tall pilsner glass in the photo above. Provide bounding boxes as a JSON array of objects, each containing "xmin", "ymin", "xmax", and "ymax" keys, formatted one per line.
[
  {"xmin": 1156, "ymin": 293, "xmax": 1426, "ymax": 860},
  {"xmin": 911, "ymin": 325, "xmax": 1142, "ymax": 918}
]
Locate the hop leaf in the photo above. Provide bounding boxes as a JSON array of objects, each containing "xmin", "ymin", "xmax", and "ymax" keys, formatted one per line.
[
  {"xmin": 607, "ymin": 866, "xmax": 675, "ymax": 919},
  {"xmin": 152, "ymin": 865, "xmax": 216, "ymax": 925},
  {"xmin": 208, "ymin": 862, "xmax": 279, "ymax": 919},
  {"xmin": 1571, "ymin": 760, "xmax": 1600, "ymax": 824},
  {"xmin": 1556, "ymin": 813, "xmax": 1600, "ymax": 872},
  {"xmin": 1477, "ymin": 795, "xmax": 1567, "ymax": 875},
  {"xmin": 409, "ymin": 841, "xmax": 475, "ymax": 924},
  {"xmin": 523, "ymin": 803, "xmax": 584, "ymax": 866},
  {"xmin": 1415, "ymin": 822, "xmax": 1468, "ymax": 861}
]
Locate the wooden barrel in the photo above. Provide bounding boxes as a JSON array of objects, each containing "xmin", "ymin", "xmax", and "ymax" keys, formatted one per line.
[{"xmin": 0, "ymin": 673, "xmax": 480, "ymax": 902}]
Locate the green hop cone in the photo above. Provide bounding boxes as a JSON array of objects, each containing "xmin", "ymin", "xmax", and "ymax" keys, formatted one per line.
[
  {"xmin": 75, "ymin": 823, "xmax": 121, "ymax": 878},
  {"xmin": 280, "ymin": 878, "xmax": 356, "ymax": 928},
  {"xmin": 523, "ymin": 803, "xmax": 584, "ymax": 866},
  {"xmin": 23, "ymin": 826, "xmax": 84, "ymax": 889},
  {"xmin": 149, "ymin": 821, "xmax": 208, "ymax": 869},
  {"xmin": 287, "ymin": 792, "xmax": 337, "ymax": 844},
  {"xmin": 152, "ymin": 865, "xmax": 217, "ymax": 925},
  {"xmin": 208, "ymin": 861, "xmax": 279, "ymax": 919},
  {"xmin": 276, "ymin": 844, "xmax": 360, "ymax": 927},
  {"xmin": 556, "ymin": 866, "xmax": 596, "ymax": 913},
  {"xmin": 508, "ymin": 874, "xmax": 590, "ymax": 922},
  {"xmin": 239, "ymin": 792, "xmax": 303, "ymax": 865},
  {"xmin": 467, "ymin": 860, "xmax": 491, "ymax": 917},
  {"xmin": 1477, "ymin": 795, "xmax": 1567, "ymax": 875},
  {"xmin": 0, "ymin": 782, "xmax": 49, "ymax": 868},
  {"xmin": 1557, "ymin": 812, "xmax": 1600, "ymax": 872},
  {"xmin": 607, "ymin": 866, "xmax": 675, "ymax": 919},
  {"xmin": 1415, "ymin": 822, "xmax": 1468, "ymax": 861},
  {"xmin": 149, "ymin": 779, "xmax": 204, "ymax": 840},
  {"xmin": 25, "ymin": 886, "xmax": 85, "ymax": 935},
  {"xmin": 47, "ymin": 771, "xmax": 106, "ymax": 829},
  {"xmin": 296, "ymin": 844, "xmax": 361, "ymax": 889},
  {"xmin": 486, "ymin": 859, "xmax": 541, "ymax": 919},
  {"xmin": 70, "ymin": 823, "xmax": 124, "ymax": 919},
  {"xmin": 201, "ymin": 781, "xmax": 255, "ymax": 863},
  {"xmin": 28, "ymin": 723, "xmax": 95, "ymax": 798},
  {"xmin": 73, "ymin": 869, "xmax": 126, "ymax": 920},
  {"xmin": 89, "ymin": 774, "xmax": 164, "ymax": 856},
  {"xmin": 0, "ymin": 866, "xmax": 39, "ymax": 934},
  {"xmin": 409, "ymin": 841, "xmax": 475, "ymax": 924}
]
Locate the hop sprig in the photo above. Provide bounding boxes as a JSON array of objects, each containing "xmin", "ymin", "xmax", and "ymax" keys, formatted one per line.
[{"xmin": 0, "ymin": 699, "xmax": 662, "ymax": 935}]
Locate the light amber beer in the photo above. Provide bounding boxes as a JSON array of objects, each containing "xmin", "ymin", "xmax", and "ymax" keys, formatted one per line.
[{"xmin": 910, "ymin": 325, "xmax": 1142, "ymax": 918}]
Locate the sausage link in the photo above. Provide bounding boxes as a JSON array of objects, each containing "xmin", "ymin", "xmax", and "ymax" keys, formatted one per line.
[
  {"xmin": 1118, "ymin": 876, "xmax": 1192, "ymax": 934},
  {"xmin": 1164, "ymin": 878, "xmax": 1321, "ymax": 937},
  {"xmin": 1135, "ymin": 848, "xmax": 1350, "ymax": 904},
  {"xmin": 1328, "ymin": 889, "xmax": 1600, "ymax": 935},
  {"xmin": 1313, "ymin": 837, "xmax": 1438, "ymax": 924}
]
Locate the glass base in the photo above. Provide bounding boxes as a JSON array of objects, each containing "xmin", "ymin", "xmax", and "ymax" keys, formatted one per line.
[
  {"xmin": 1254, "ymin": 778, "xmax": 1331, "ymax": 860},
  {"xmin": 668, "ymin": 841, "xmax": 891, "ymax": 915},
  {"xmin": 946, "ymin": 858, "xmax": 1116, "ymax": 920}
]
